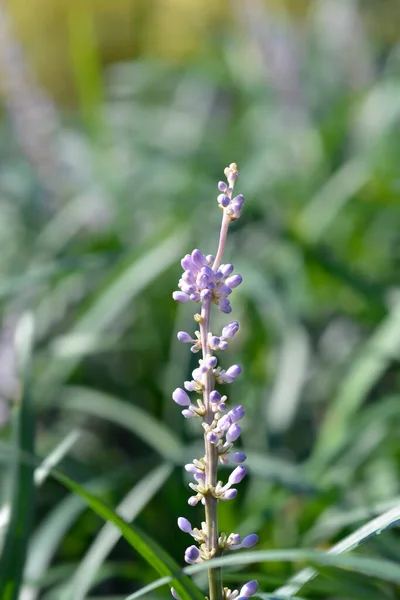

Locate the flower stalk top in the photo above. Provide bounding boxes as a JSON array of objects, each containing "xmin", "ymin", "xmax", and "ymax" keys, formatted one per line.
[{"xmin": 171, "ymin": 164, "xmax": 258, "ymax": 600}]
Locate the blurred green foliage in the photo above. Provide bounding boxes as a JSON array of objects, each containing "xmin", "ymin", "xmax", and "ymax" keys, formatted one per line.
[{"xmin": 0, "ymin": 1, "xmax": 400, "ymax": 599}]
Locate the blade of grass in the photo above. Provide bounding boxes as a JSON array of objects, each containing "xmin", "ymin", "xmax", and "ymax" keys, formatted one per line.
[
  {"xmin": 50, "ymin": 468, "xmax": 204, "ymax": 600},
  {"xmin": 64, "ymin": 463, "xmax": 173, "ymax": 600},
  {"xmin": 0, "ymin": 314, "xmax": 35, "ymax": 600},
  {"xmin": 310, "ymin": 298, "xmax": 400, "ymax": 474},
  {"xmin": 275, "ymin": 503, "xmax": 400, "ymax": 597},
  {"xmin": 21, "ymin": 472, "xmax": 128, "ymax": 600},
  {"xmin": 61, "ymin": 386, "xmax": 183, "ymax": 461},
  {"xmin": 39, "ymin": 227, "xmax": 188, "ymax": 395},
  {"xmin": 124, "ymin": 548, "xmax": 400, "ymax": 600}
]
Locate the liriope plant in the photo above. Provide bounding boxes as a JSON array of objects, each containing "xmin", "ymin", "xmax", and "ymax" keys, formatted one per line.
[{"xmin": 171, "ymin": 163, "xmax": 258, "ymax": 600}]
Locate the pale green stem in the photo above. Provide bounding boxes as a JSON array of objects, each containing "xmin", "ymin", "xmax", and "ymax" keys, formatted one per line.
[{"xmin": 201, "ymin": 208, "xmax": 232, "ymax": 600}]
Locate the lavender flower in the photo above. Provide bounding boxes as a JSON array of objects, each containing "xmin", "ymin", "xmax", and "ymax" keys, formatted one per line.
[{"xmin": 171, "ymin": 163, "xmax": 258, "ymax": 600}]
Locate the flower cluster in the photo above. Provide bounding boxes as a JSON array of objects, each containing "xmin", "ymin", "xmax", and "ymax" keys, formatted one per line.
[{"xmin": 171, "ymin": 164, "xmax": 258, "ymax": 600}]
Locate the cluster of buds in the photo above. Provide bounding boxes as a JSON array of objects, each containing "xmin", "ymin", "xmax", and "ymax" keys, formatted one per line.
[{"xmin": 171, "ymin": 164, "xmax": 258, "ymax": 600}]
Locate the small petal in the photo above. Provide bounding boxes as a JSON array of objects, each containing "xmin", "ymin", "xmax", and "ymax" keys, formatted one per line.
[
  {"xmin": 201, "ymin": 289, "xmax": 212, "ymax": 302},
  {"xmin": 228, "ymin": 465, "xmax": 246, "ymax": 485},
  {"xmin": 218, "ymin": 193, "xmax": 231, "ymax": 207},
  {"xmin": 219, "ymin": 414, "xmax": 232, "ymax": 430},
  {"xmin": 218, "ymin": 181, "xmax": 228, "ymax": 192},
  {"xmin": 188, "ymin": 496, "xmax": 199, "ymax": 506},
  {"xmin": 226, "ymin": 423, "xmax": 241, "ymax": 443},
  {"xmin": 209, "ymin": 335, "xmax": 221, "ymax": 350},
  {"xmin": 182, "ymin": 409, "xmax": 195, "ymax": 418},
  {"xmin": 172, "ymin": 388, "xmax": 191, "ymax": 406},
  {"xmin": 225, "ymin": 364, "xmax": 242, "ymax": 380},
  {"xmin": 219, "ymin": 298, "xmax": 232, "ymax": 314},
  {"xmin": 230, "ymin": 533, "xmax": 241, "ymax": 545},
  {"xmin": 185, "ymin": 463, "xmax": 198, "ymax": 473},
  {"xmin": 181, "ymin": 254, "xmax": 196, "ymax": 271},
  {"xmin": 184, "ymin": 380, "xmax": 196, "ymax": 391},
  {"xmin": 178, "ymin": 517, "xmax": 193, "ymax": 533},
  {"xmin": 210, "ymin": 390, "xmax": 221, "ymax": 403},
  {"xmin": 177, "ymin": 331, "xmax": 192, "ymax": 343},
  {"xmin": 225, "ymin": 274, "xmax": 243, "ymax": 288},
  {"xmin": 173, "ymin": 291, "xmax": 190, "ymax": 303},
  {"xmin": 219, "ymin": 341, "xmax": 228, "ymax": 351},
  {"xmin": 219, "ymin": 263, "xmax": 234, "ymax": 277},
  {"xmin": 206, "ymin": 357, "xmax": 217, "ymax": 370},
  {"xmin": 207, "ymin": 432, "xmax": 219, "ymax": 444},
  {"xmin": 231, "ymin": 452, "xmax": 247, "ymax": 463},
  {"xmin": 191, "ymin": 249, "xmax": 207, "ymax": 268},
  {"xmin": 171, "ymin": 587, "xmax": 180, "ymax": 600},
  {"xmin": 228, "ymin": 405, "xmax": 245, "ymax": 422},
  {"xmin": 240, "ymin": 581, "xmax": 259, "ymax": 597},
  {"xmin": 241, "ymin": 534, "xmax": 258, "ymax": 548},
  {"xmin": 222, "ymin": 321, "xmax": 240, "ymax": 339},
  {"xmin": 190, "ymin": 292, "xmax": 200, "ymax": 302},
  {"xmin": 184, "ymin": 545, "xmax": 201, "ymax": 564},
  {"xmin": 222, "ymin": 488, "xmax": 237, "ymax": 500}
]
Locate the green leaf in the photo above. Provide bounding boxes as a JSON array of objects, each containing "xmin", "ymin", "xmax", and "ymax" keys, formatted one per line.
[
  {"xmin": 310, "ymin": 298, "xmax": 400, "ymax": 474},
  {"xmin": 275, "ymin": 503, "xmax": 400, "ymax": 597},
  {"xmin": 124, "ymin": 548, "xmax": 400, "ymax": 600},
  {"xmin": 50, "ymin": 468, "xmax": 204, "ymax": 600},
  {"xmin": 61, "ymin": 386, "xmax": 183, "ymax": 461},
  {"xmin": 0, "ymin": 314, "xmax": 36, "ymax": 600},
  {"xmin": 64, "ymin": 463, "xmax": 173, "ymax": 600}
]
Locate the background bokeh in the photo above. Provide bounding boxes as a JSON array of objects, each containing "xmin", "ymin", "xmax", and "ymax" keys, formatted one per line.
[{"xmin": 0, "ymin": 1, "xmax": 400, "ymax": 599}]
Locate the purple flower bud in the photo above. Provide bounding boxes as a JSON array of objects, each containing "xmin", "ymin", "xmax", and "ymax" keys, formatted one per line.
[
  {"xmin": 219, "ymin": 414, "xmax": 232, "ymax": 431},
  {"xmin": 200, "ymin": 289, "xmax": 212, "ymax": 302},
  {"xmin": 181, "ymin": 254, "xmax": 196, "ymax": 271},
  {"xmin": 222, "ymin": 489, "xmax": 237, "ymax": 500},
  {"xmin": 241, "ymin": 534, "xmax": 258, "ymax": 548},
  {"xmin": 228, "ymin": 405, "xmax": 245, "ymax": 422},
  {"xmin": 231, "ymin": 452, "xmax": 247, "ymax": 463},
  {"xmin": 219, "ymin": 298, "xmax": 232, "ymax": 314},
  {"xmin": 233, "ymin": 194, "xmax": 245, "ymax": 208},
  {"xmin": 199, "ymin": 364, "xmax": 208, "ymax": 374},
  {"xmin": 173, "ymin": 291, "xmax": 190, "ymax": 303},
  {"xmin": 171, "ymin": 587, "xmax": 180, "ymax": 600},
  {"xmin": 190, "ymin": 292, "xmax": 200, "ymax": 302},
  {"xmin": 228, "ymin": 465, "xmax": 246, "ymax": 485},
  {"xmin": 194, "ymin": 471, "xmax": 205, "ymax": 482},
  {"xmin": 185, "ymin": 463, "xmax": 198, "ymax": 473},
  {"xmin": 172, "ymin": 388, "xmax": 191, "ymax": 406},
  {"xmin": 225, "ymin": 364, "xmax": 242, "ymax": 381},
  {"xmin": 178, "ymin": 517, "xmax": 193, "ymax": 533},
  {"xmin": 219, "ymin": 263, "xmax": 234, "ymax": 277},
  {"xmin": 218, "ymin": 194, "xmax": 231, "ymax": 208},
  {"xmin": 184, "ymin": 380, "xmax": 196, "ymax": 391},
  {"xmin": 182, "ymin": 409, "xmax": 195, "ymax": 418},
  {"xmin": 240, "ymin": 581, "xmax": 259, "ymax": 597},
  {"xmin": 191, "ymin": 249, "xmax": 207, "ymax": 268},
  {"xmin": 188, "ymin": 496, "xmax": 199, "ymax": 506},
  {"xmin": 230, "ymin": 533, "xmax": 241, "ymax": 544},
  {"xmin": 222, "ymin": 321, "xmax": 239, "ymax": 339},
  {"xmin": 218, "ymin": 181, "xmax": 228, "ymax": 192},
  {"xmin": 219, "ymin": 341, "xmax": 228, "ymax": 351},
  {"xmin": 210, "ymin": 390, "xmax": 222, "ymax": 403},
  {"xmin": 219, "ymin": 402, "xmax": 227, "ymax": 411},
  {"xmin": 182, "ymin": 270, "xmax": 195, "ymax": 284},
  {"xmin": 207, "ymin": 432, "xmax": 219, "ymax": 444},
  {"xmin": 209, "ymin": 336, "xmax": 221, "ymax": 349},
  {"xmin": 225, "ymin": 274, "xmax": 242, "ymax": 289},
  {"xmin": 206, "ymin": 254, "xmax": 214, "ymax": 263},
  {"xmin": 184, "ymin": 545, "xmax": 200, "ymax": 564},
  {"xmin": 226, "ymin": 423, "xmax": 241, "ymax": 443},
  {"xmin": 177, "ymin": 331, "xmax": 192, "ymax": 343},
  {"xmin": 205, "ymin": 356, "xmax": 217, "ymax": 369}
]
